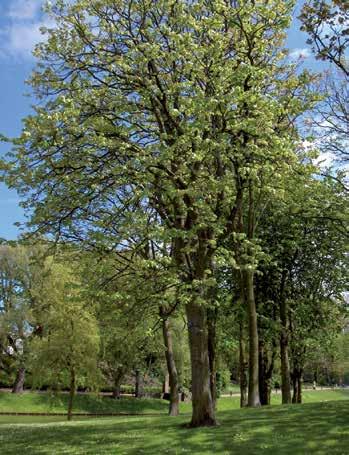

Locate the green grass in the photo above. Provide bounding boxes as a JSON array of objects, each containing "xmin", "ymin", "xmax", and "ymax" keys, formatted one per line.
[
  {"xmin": 0, "ymin": 400, "xmax": 349, "ymax": 454},
  {"xmin": 222, "ymin": 383, "xmax": 241, "ymax": 394},
  {"xmin": 0, "ymin": 392, "xmax": 170, "ymax": 415},
  {"xmin": 1, "ymin": 389, "xmax": 349, "ymax": 416}
]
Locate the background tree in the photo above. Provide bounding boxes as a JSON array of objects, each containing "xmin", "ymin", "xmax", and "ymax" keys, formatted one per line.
[
  {"xmin": 30, "ymin": 258, "xmax": 100, "ymax": 420},
  {"xmin": 0, "ymin": 241, "xmax": 46, "ymax": 393},
  {"xmin": 301, "ymin": 0, "xmax": 349, "ymax": 168}
]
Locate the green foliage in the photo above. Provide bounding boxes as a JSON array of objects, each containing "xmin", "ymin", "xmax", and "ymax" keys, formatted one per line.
[
  {"xmin": 0, "ymin": 241, "xmax": 48, "ymax": 388},
  {"xmin": 29, "ymin": 258, "xmax": 100, "ymax": 392}
]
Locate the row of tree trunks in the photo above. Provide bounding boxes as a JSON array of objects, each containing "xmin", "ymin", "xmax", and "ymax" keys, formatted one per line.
[
  {"xmin": 160, "ymin": 299, "xmax": 218, "ymax": 421},
  {"xmin": 291, "ymin": 366, "xmax": 303, "ymax": 404}
]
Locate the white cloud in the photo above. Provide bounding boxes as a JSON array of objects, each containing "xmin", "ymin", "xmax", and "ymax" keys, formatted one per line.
[
  {"xmin": 7, "ymin": 22, "xmax": 45, "ymax": 58},
  {"xmin": 289, "ymin": 48, "xmax": 311, "ymax": 60},
  {"xmin": 0, "ymin": 0, "xmax": 51, "ymax": 60},
  {"xmin": 8, "ymin": 0, "xmax": 42, "ymax": 20},
  {"xmin": 313, "ymin": 151, "xmax": 335, "ymax": 169}
]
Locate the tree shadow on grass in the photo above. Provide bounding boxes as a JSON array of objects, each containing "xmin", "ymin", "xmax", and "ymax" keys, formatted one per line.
[{"xmin": 1, "ymin": 400, "xmax": 349, "ymax": 454}]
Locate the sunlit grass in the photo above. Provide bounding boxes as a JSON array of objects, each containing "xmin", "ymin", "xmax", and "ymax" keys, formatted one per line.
[
  {"xmin": 1, "ymin": 389, "xmax": 349, "ymax": 417},
  {"xmin": 0, "ymin": 400, "xmax": 349, "ymax": 454}
]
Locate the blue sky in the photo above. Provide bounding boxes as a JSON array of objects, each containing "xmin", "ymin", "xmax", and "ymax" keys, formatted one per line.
[{"xmin": 0, "ymin": 0, "xmax": 318, "ymax": 240}]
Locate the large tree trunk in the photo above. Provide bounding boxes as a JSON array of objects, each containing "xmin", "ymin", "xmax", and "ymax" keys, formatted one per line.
[
  {"xmin": 67, "ymin": 368, "xmax": 76, "ymax": 421},
  {"xmin": 244, "ymin": 270, "xmax": 260, "ymax": 407},
  {"xmin": 12, "ymin": 366, "xmax": 25, "ymax": 394},
  {"xmin": 239, "ymin": 322, "xmax": 248, "ymax": 408},
  {"xmin": 160, "ymin": 308, "xmax": 180, "ymax": 416},
  {"xmin": 207, "ymin": 307, "xmax": 218, "ymax": 410},
  {"xmin": 186, "ymin": 301, "xmax": 216, "ymax": 427}
]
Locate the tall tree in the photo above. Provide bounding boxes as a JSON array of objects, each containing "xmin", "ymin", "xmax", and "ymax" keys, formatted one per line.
[{"xmin": 3, "ymin": 0, "xmax": 315, "ymax": 424}]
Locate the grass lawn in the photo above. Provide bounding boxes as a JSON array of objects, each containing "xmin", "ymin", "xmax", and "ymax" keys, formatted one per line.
[
  {"xmin": 0, "ymin": 400, "xmax": 349, "ymax": 454},
  {"xmin": 0, "ymin": 391, "xmax": 171, "ymax": 415},
  {"xmin": 1, "ymin": 389, "xmax": 349, "ymax": 416}
]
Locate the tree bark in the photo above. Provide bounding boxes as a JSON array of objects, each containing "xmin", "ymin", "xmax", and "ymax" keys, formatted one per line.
[
  {"xmin": 112, "ymin": 372, "xmax": 124, "ymax": 399},
  {"xmin": 112, "ymin": 384, "xmax": 121, "ymax": 399},
  {"xmin": 244, "ymin": 270, "xmax": 260, "ymax": 407},
  {"xmin": 258, "ymin": 340, "xmax": 276, "ymax": 406},
  {"xmin": 67, "ymin": 368, "xmax": 76, "ymax": 421},
  {"xmin": 279, "ymin": 269, "xmax": 292, "ymax": 404},
  {"xmin": 207, "ymin": 307, "xmax": 218, "ymax": 410},
  {"xmin": 12, "ymin": 366, "xmax": 25, "ymax": 394},
  {"xmin": 297, "ymin": 373, "xmax": 302, "ymax": 403},
  {"xmin": 239, "ymin": 322, "xmax": 248, "ymax": 408},
  {"xmin": 291, "ymin": 367, "xmax": 303, "ymax": 404},
  {"xmin": 162, "ymin": 373, "xmax": 170, "ymax": 394},
  {"xmin": 135, "ymin": 369, "xmax": 144, "ymax": 398},
  {"xmin": 160, "ymin": 308, "xmax": 180, "ymax": 416},
  {"xmin": 279, "ymin": 283, "xmax": 291, "ymax": 404},
  {"xmin": 186, "ymin": 301, "xmax": 216, "ymax": 426}
]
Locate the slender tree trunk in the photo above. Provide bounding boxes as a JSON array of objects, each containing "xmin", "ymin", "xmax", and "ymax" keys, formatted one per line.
[
  {"xmin": 67, "ymin": 368, "xmax": 76, "ymax": 421},
  {"xmin": 258, "ymin": 341, "xmax": 276, "ymax": 406},
  {"xmin": 279, "ymin": 296, "xmax": 291, "ymax": 404},
  {"xmin": 239, "ymin": 322, "xmax": 248, "ymax": 408},
  {"xmin": 279, "ymin": 269, "xmax": 292, "ymax": 404},
  {"xmin": 112, "ymin": 372, "xmax": 124, "ymax": 399},
  {"xmin": 160, "ymin": 309, "xmax": 180, "ymax": 416},
  {"xmin": 259, "ymin": 341, "xmax": 269, "ymax": 405},
  {"xmin": 12, "ymin": 366, "xmax": 25, "ymax": 394},
  {"xmin": 207, "ymin": 307, "xmax": 218, "ymax": 410},
  {"xmin": 186, "ymin": 301, "xmax": 216, "ymax": 427},
  {"xmin": 244, "ymin": 270, "xmax": 260, "ymax": 407},
  {"xmin": 112, "ymin": 384, "xmax": 121, "ymax": 399},
  {"xmin": 291, "ymin": 368, "xmax": 303, "ymax": 404},
  {"xmin": 162, "ymin": 373, "xmax": 170, "ymax": 394},
  {"xmin": 280, "ymin": 331, "xmax": 291, "ymax": 403},
  {"xmin": 135, "ymin": 369, "xmax": 144, "ymax": 398},
  {"xmin": 297, "ymin": 372, "xmax": 302, "ymax": 403},
  {"xmin": 292, "ymin": 376, "xmax": 297, "ymax": 403}
]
